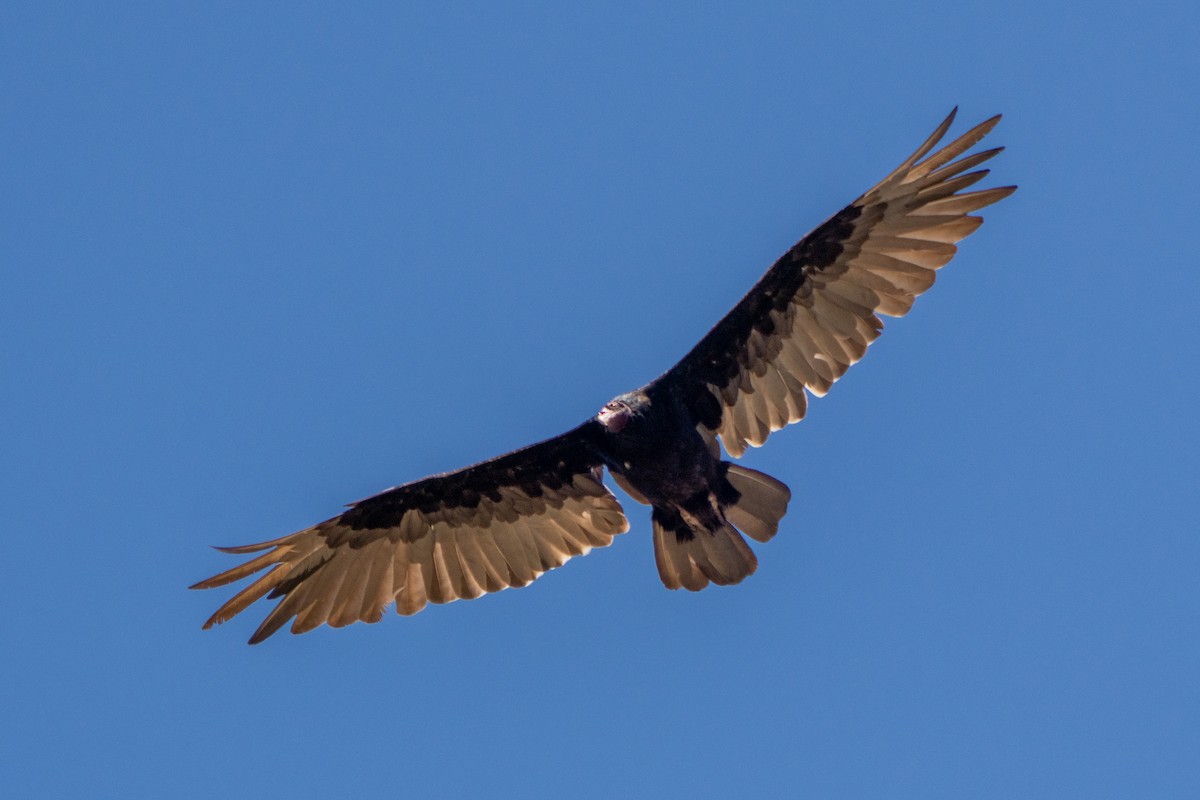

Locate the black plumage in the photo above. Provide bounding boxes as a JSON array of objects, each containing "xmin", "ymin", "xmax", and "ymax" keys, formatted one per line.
[{"xmin": 193, "ymin": 109, "xmax": 1015, "ymax": 642}]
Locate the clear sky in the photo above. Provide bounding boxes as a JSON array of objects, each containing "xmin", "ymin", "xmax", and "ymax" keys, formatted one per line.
[{"xmin": 3, "ymin": 3, "xmax": 1198, "ymax": 798}]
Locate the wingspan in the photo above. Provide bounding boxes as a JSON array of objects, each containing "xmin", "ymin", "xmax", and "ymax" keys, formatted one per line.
[
  {"xmin": 191, "ymin": 422, "xmax": 629, "ymax": 643},
  {"xmin": 650, "ymin": 109, "xmax": 1016, "ymax": 457}
]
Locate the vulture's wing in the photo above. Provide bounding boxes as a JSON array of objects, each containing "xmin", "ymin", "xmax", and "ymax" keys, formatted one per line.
[
  {"xmin": 648, "ymin": 109, "xmax": 1016, "ymax": 457},
  {"xmin": 192, "ymin": 422, "xmax": 628, "ymax": 643}
]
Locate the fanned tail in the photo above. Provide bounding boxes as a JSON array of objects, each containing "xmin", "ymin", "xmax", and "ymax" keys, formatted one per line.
[
  {"xmin": 652, "ymin": 513, "xmax": 757, "ymax": 591},
  {"xmin": 650, "ymin": 466, "xmax": 790, "ymax": 591}
]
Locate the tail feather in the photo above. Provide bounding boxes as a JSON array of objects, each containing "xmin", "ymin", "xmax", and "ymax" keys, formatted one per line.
[
  {"xmin": 649, "ymin": 465, "xmax": 789, "ymax": 592},
  {"xmin": 723, "ymin": 464, "xmax": 791, "ymax": 543},
  {"xmin": 652, "ymin": 516, "xmax": 756, "ymax": 592}
]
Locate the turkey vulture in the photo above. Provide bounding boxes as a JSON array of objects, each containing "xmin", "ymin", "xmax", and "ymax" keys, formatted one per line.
[{"xmin": 193, "ymin": 109, "xmax": 1015, "ymax": 643}]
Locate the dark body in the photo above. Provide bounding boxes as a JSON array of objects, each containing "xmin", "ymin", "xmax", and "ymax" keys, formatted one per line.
[
  {"xmin": 193, "ymin": 110, "xmax": 1014, "ymax": 642},
  {"xmin": 595, "ymin": 388, "xmax": 739, "ymax": 542}
]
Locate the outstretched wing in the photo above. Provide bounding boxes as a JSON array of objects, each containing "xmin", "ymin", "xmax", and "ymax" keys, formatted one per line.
[
  {"xmin": 191, "ymin": 422, "xmax": 628, "ymax": 643},
  {"xmin": 649, "ymin": 109, "xmax": 1016, "ymax": 457}
]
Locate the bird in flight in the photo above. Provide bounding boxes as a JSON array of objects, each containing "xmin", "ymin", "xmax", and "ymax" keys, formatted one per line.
[{"xmin": 193, "ymin": 109, "xmax": 1015, "ymax": 644}]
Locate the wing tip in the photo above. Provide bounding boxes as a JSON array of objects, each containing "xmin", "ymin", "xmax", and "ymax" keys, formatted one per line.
[
  {"xmin": 190, "ymin": 570, "xmax": 242, "ymax": 591},
  {"xmin": 247, "ymin": 613, "xmax": 291, "ymax": 645},
  {"xmin": 968, "ymin": 113, "xmax": 1003, "ymax": 141},
  {"xmin": 212, "ymin": 541, "xmax": 275, "ymax": 555}
]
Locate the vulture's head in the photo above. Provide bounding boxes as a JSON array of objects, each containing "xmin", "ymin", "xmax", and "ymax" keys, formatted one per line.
[{"xmin": 597, "ymin": 392, "xmax": 649, "ymax": 434}]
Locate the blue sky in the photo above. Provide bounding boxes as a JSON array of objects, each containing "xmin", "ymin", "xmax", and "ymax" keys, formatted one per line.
[{"xmin": 3, "ymin": 3, "xmax": 1198, "ymax": 798}]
